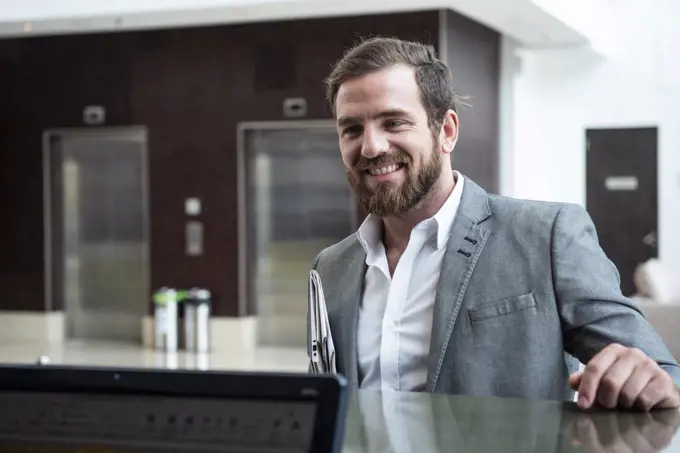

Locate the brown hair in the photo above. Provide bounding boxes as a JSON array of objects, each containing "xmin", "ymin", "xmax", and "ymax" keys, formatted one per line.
[{"xmin": 325, "ymin": 36, "xmax": 466, "ymax": 130}]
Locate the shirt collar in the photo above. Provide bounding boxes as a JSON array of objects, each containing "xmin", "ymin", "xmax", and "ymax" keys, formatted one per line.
[
  {"xmin": 356, "ymin": 212, "xmax": 383, "ymax": 267},
  {"xmin": 432, "ymin": 171, "xmax": 464, "ymax": 249},
  {"xmin": 357, "ymin": 171, "xmax": 465, "ymax": 261}
]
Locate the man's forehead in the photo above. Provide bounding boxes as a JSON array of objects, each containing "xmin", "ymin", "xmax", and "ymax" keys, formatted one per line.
[
  {"xmin": 336, "ymin": 65, "xmax": 418, "ymax": 98},
  {"xmin": 334, "ymin": 65, "xmax": 422, "ymax": 121}
]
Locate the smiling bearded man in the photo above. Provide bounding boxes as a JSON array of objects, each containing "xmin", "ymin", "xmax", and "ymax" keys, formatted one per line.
[{"xmin": 307, "ymin": 36, "xmax": 680, "ymax": 412}]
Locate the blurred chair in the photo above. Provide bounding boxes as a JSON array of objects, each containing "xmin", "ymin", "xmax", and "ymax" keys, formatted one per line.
[{"xmin": 632, "ymin": 259, "xmax": 680, "ymax": 361}]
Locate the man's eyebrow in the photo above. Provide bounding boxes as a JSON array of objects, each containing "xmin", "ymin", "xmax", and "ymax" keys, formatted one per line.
[
  {"xmin": 375, "ymin": 109, "xmax": 412, "ymax": 120},
  {"xmin": 337, "ymin": 109, "xmax": 412, "ymax": 128},
  {"xmin": 337, "ymin": 116, "xmax": 358, "ymax": 128}
]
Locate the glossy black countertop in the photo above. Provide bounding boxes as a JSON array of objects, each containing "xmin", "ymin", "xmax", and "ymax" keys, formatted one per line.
[{"xmin": 342, "ymin": 390, "xmax": 680, "ymax": 453}]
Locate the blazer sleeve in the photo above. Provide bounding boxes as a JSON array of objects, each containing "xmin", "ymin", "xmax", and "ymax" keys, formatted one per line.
[{"xmin": 552, "ymin": 203, "xmax": 680, "ymax": 385}]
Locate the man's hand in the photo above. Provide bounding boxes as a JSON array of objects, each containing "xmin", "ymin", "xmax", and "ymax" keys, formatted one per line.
[{"xmin": 569, "ymin": 343, "xmax": 680, "ymax": 411}]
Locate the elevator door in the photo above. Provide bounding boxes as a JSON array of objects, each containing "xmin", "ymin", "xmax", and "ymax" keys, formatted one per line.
[
  {"xmin": 240, "ymin": 122, "xmax": 356, "ymax": 348},
  {"xmin": 46, "ymin": 128, "xmax": 150, "ymax": 342}
]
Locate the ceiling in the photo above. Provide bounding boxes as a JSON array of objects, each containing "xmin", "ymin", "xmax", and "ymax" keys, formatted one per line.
[{"xmin": 0, "ymin": 0, "xmax": 609, "ymax": 52}]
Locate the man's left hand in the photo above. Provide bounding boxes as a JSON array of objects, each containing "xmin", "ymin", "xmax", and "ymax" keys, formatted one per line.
[{"xmin": 569, "ymin": 343, "xmax": 680, "ymax": 411}]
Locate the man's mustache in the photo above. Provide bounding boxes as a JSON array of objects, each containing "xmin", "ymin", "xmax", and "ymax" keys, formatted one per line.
[{"xmin": 354, "ymin": 152, "xmax": 411, "ymax": 172}]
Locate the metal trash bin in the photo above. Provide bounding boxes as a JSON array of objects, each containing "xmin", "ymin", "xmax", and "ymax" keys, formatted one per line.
[
  {"xmin": 183, "ymin": 290, "xmax": 197, "ymax": 352},
  {"xmin": 184, "ymin": 287, "xmax": 211, "ymax": 353},
  {"xmin": 154, "ymin": 287, "xmax": 178, "ymax": 352}
]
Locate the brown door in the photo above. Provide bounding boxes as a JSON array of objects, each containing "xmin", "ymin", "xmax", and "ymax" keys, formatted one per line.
[{"xmin": 586, "ymin": 127, "xmax": 658, "ymax": 297}]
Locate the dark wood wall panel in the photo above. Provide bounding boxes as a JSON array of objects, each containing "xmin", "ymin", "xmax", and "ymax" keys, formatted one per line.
[
  {"xmin": 0, "ymin": 11, "xmax": 451, "ymax": 316},
  {"xmin": 0, "ymin": 40, "xmax": 57, "ymax": 312},
  {"xmin": 444, "ymin": 10, "xmax": 501, "ymax": 194}
]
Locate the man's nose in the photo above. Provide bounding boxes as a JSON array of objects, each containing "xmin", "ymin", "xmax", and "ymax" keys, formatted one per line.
[{"xmin": 360, "ymin": 127, "xmax": 389, "ymax": 159}]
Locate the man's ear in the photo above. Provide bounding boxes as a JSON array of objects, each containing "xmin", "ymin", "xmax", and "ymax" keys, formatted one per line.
[{"xmin": 438, "ymin": 109, "xmax": 459, "ymax": 154}]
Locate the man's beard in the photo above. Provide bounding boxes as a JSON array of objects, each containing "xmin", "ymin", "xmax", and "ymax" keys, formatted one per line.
[{"xmin": 345, "ymin": 145, "xmax": 442, "ymax": 217}]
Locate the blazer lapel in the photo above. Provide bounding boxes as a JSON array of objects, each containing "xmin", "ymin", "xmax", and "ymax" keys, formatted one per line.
[
  {"xmin": 335, "ymin": 252, "xmax": 366, "ymax": 386},
  {"xmin": 426, "ymin": 178, "xmax": 492, "ymax": 391}
]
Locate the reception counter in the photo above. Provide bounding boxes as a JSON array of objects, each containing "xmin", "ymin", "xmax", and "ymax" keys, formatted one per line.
[{"xmin": 342, "ymin": 390, "xmax": 680, "ymax": 453}]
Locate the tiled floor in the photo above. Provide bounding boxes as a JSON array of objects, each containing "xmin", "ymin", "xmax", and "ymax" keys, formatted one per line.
[{"xmin": 0, "ymin": 339, "xmax": 309, "ymax": 373}]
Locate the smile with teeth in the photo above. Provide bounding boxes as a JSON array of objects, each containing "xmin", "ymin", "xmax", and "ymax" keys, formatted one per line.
[{"xmin": 367, "ymin": 164, "xmax": 404, "ymax": 175}]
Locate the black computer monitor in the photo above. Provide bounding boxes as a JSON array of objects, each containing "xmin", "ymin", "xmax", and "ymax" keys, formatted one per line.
[{"xmin": 0, "ymin": 364, "xmax": 348, "ymax": 453}]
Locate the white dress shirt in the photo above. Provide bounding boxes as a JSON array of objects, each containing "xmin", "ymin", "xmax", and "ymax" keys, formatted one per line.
[{"xmin": 356, "ymin": 172, "xmax": 465, "ymax": 391}]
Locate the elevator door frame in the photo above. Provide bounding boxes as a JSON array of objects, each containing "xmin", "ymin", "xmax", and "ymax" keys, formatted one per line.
[
  {"xmin": 236, "ymin": 119, "xmax": 354, "ymax": 319},
  {"xmin": 42, "ymin": 126, "xmax": 151, "ymax": 340}
]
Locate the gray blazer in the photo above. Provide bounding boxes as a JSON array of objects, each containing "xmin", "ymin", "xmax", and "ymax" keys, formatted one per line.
[{"xmin": 310, "ymin": 177, "xmax": 680, "ymax": 401}]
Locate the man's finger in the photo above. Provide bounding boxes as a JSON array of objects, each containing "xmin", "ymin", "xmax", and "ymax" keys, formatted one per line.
[
  {"xmin": 569, "ymin": 371, "xmax": 583, "ymax": 391},
  {"xmin": 578, "ymin": 344, "xmax": 625, "ymax": 408},
  {"xmin": 644, "ymin": 374, "xmax": 680, "ymax": 410},
  {"xmin": 597, "ymin": 349, "xmax": 656, "ymax": 409},
  {"xmin": 618, "ymin": 364, "xmax": 655, "ymax": 409},
  {"xmin": 635, "ymin": 374, "xmax": 672, "ymax": 411}
]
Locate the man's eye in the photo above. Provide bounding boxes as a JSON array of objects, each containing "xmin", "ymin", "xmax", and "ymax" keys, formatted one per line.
[
  {"xmin": 386, "ymin": 120, "xmax": 406, "ymax": 129},
  {"xmin": 342, "ymin": 126, "xmax": 361, "ymax": 136}
]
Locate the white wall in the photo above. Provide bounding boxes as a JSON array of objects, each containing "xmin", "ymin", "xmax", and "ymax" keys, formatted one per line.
[{"xmin": 502, "ymin": 0, "xmax": 680, "ymax": 298}]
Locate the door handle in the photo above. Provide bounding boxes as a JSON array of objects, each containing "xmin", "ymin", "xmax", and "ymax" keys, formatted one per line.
[{"xmin": 642, "ymin": 232, "xmax": 657, "ymax": 247}]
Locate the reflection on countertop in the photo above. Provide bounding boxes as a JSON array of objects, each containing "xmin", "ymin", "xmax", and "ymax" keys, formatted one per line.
[{"xmin": 343, "ymin": 390, "xmax": 680, "ymax": 453}]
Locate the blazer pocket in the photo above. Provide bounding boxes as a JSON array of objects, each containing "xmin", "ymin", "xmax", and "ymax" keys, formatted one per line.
[{"xmin": 468, "ymin": 292, "xmax": 537, "ymax": 324}]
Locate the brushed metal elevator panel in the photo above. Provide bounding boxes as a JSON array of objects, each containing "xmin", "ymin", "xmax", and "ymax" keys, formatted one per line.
[
  {"xmin": 44, "ymin": 127, "xmax": 150, "ymax": 342},
  {"xmin": 238, "ymin": 121, "xmax": 356, "ymax": 348}
]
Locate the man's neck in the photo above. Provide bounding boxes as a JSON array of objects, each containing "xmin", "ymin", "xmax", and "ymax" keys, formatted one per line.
[{"xmin": 382, "ymin": 171, "xmax": 456, "ymax": 253}]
